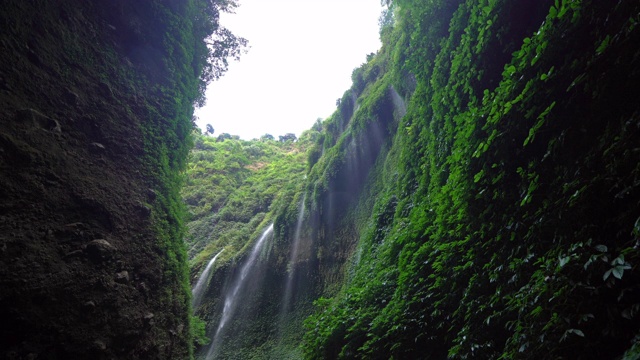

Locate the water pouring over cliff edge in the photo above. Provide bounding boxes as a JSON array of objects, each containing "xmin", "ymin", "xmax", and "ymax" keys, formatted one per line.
[
  {"xmin": 205, "ymin": 223, "xmax": 274, "ymax": 359},
  {"xmin": 192, "ymin": 249, "xmax": 225, "ymax": 309}
]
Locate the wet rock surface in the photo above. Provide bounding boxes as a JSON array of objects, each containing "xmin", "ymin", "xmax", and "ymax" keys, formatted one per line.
[{"xmin": 0, "ymin": 2, "xmax": 189, "ymax": 358}]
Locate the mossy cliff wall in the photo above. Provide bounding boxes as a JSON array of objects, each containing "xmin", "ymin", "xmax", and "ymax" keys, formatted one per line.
[
  {"xmin": 188, "ymin": 0, "xmax": 640, "ymax": 359},
  {"xmin": 301, "ymin": 0, "xmax": 640, "ymax": 358},
  {"xmin": 0, "ymin": 1, "xmax": 219, "ymax": 358}
]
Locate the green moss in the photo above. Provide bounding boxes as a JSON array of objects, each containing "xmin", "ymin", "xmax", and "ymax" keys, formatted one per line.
[{"xmin": 301, "ymin": 0, "xmax": 640, "ymax": 358}]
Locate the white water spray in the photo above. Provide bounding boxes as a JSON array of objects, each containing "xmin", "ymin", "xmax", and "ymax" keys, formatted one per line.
[
  {"xmin": 352, "ymin": 91, "xmax": 361, "ymax": 115},
  {"xmin": 191, "ymin": 249, "xmax": 224, "ymax": 309},
  {"xmin": 282, "ymin": 196, "xmax": 306, "ymax": 313},
  {"xmin": 206, "ymin": 223, "xmax": 274, "ymax": 359},
  {"xmin": 390, "ymin": 85, "xmax": 406, "ymax": 118}
]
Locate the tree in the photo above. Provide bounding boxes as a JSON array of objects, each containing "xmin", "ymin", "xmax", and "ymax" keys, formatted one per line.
[
  {"xmin": 193, "ymin": 0, "xmax": 248, "ymax": 107},
  {"xmin": 260, "ymin": 134, "xmax": 274, "ymax": 141},
  {"xmin": 366, "ymin": 52, "xmax": 376, "ymax": 62},
  {"xmin": 205, "ymin": 124, "xmax": 214, "ymax": 135},
  {"xmin": 278, "ymin": 133, "xmax": 297, "ymax": 142},
  {"xmin": 312, "ymin": 118, "xmax": 323, "ymax": 132}
]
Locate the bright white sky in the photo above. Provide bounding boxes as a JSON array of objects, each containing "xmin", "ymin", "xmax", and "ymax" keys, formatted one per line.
[{"xmin": 195, "ymin": 0, "xmax": 383, "ymax": 140}]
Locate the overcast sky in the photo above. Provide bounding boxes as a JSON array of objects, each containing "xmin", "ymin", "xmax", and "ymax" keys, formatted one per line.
[{"xmin": 194, "ymin": 0, "xmax": 382, "ymax": 140}]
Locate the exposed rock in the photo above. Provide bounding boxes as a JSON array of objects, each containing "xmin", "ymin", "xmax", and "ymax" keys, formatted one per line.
[
  {"xmin": 137, "ymin": 281, "xmax": 149, "ymax": 296},
  {"xmin": 84, "ymin": 239, "xmax": 116, "ymax": 262},
  {"xmin": 0, "ymin": 1, "xmax": 201, "ymax": 358},
  {"xmin": 169, "ymin": 324, "xmax": 184, "ymax": 336},
  {"xmin": 115, "ymin": 270, "xmax": 129, "ymax": 283},
  {"xmin": 0, "ymin": 133, "xmax": 34, "ymax": 166},
  {"xmin": 146, "ymin": 188, "xmax": 157, "ymax": 201},
  {"xmin": 49, "ymin": 119, "xmax": 61, "ymax": 134},
  {"xmin": 93, "ymin": 339, "xmax": 107, "ymax": 351},
  {"xmin": 63, "ymin": 89, "xmax": 79, "ymax": 106},
  {"xmin": 143, "ymin": 312, "xmax": 155, "ymax": 326},
  {"xmin": 136, "ymin": 204, "xmax": 151, "ymax": 218},
  {"xmin": 15, "ymin": 108, "xmax": 61, "ymax": 133},
  {"xmin": 98, "ymin": 81, "xmax": 114, "ymax": 99},
  {"xmin": 89, "ymin": 142, "xmax": 105, "ymax": 153},
  {"xmin": 64, "ymin": 222, "xmax": 87, "ymax": 229},
  {"xmin": 64, "ymin": 249, "xmax": 83, "ymax": 258}
]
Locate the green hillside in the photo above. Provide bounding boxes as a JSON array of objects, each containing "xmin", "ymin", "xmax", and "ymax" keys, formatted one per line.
[{"xmin": 184, "ymin": 132, "xmax": 315, "ymax": 268}]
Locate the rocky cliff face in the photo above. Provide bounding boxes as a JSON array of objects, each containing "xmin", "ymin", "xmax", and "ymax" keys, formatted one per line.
[{"xmin": 0, "ymin": 1, "xmax": 192, "ymax": 358}]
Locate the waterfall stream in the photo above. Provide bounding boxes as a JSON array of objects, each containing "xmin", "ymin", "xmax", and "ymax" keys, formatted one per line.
[
  {"xmin": 206, "ymin": 223, "xmax": 274, "ymax": 359},
  {"xmin": 192, "ymin": 249, "xmax": 225, "ymax": 309},
  {"xmin": 390, "ymin": 85, "xmax": 406, "ymax": 118},
  {"xmin": 282, "ymin": 196, "xmax": 306, "ymax": 314}
]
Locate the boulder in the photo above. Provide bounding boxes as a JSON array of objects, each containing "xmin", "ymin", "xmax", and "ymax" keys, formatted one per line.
[{"xmin": 84, "ymin": 239, "xmax": 116, "ymax": 262}]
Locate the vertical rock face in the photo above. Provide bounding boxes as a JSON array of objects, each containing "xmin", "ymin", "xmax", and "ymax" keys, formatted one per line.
[{"xmin": 0, "ymin": 1, "xmax": 190, "ymax": 359}]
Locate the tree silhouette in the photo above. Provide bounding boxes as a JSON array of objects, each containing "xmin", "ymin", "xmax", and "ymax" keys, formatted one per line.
[
  {"xmin": 205, "ymin": 124, "xmax": 214, "ymax": 135},
  {"xmin": 278, "ymin": 133, "xmax": 297, "ymax": 142}
]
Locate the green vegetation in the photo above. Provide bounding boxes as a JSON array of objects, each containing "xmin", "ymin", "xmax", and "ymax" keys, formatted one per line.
[
  {"xmin": 299, "ymin": 0, "xmax": 640, "ymax": 359},
  {"xmin": 184, "ymin": 131, "xmax": 316, "ymax": 271},
  {"xmin": 92, "ymin": 0, "xmax": 246, "ymax": 356},
  {"xmin": 191, "ymin": 315, "xmax": 211, "ymax": 346},
  {"xmin": 183, "ymin": 131, "xmax": 320, "ymax": 358},
  {"xmin": 184, "ymin": 0, "xmax": 639, "ymax": 358}
]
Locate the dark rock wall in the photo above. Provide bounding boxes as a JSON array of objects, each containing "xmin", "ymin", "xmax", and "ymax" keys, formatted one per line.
[{"xmin": 0, "ymin": 1, "xmax": 190, "ymax": 358}]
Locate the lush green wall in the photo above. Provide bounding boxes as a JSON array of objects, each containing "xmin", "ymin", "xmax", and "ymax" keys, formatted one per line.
[
  {"xmin": 302, "ymin": 0, "xmax": 640, "ymax": 359},
  {"xmin": 101, "ymin": 1, "xmax": 246, "ymax": 356},
  {"xmin": 186, "ymin": 0, "xmax": 640, "ymax": 358}
]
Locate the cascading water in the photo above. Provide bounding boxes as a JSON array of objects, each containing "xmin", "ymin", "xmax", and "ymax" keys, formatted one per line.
[
  {"xmin": 205, "ymin": 223, "xmax": 274, "ymax": 360},
  {"xmin": 352, "ymin": 91, "xmax": 361, "ymax": 114},
  {"xmin": 390, "ymin": 85, "xmax": 406, "ymax": 118},
  {"xmin": 281, "ymin": 196, "xmax": 306, "ymax": 314},
  {"xmin": 191, "ymin": 249, "xmax": 224, "ymax": 309}
]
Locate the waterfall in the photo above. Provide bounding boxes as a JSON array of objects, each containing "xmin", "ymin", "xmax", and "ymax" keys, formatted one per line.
[
  {"xmin": 191, "ymin": 249, "xmax": 224, "ymax": 309},
  {"xmin": 281, "ymin": 196, "xmax": 306, "ymax": 314},
  {"xmin": 352, "ymin": 91, "xmax": 361, "ymax": 115},
  {"xmin": 206, "ymin": 223, "xmax": 274, "ymax": 359},
  {"xmin": 390, "ymin": 85, "xmax": 406, "ymax": 118}
]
